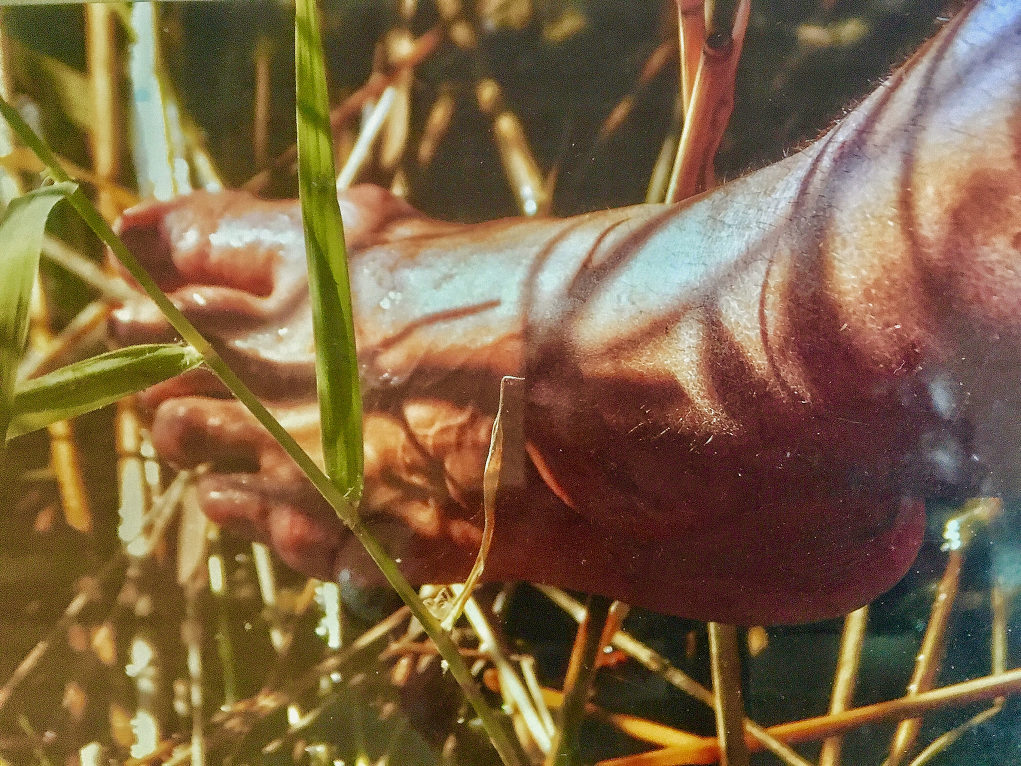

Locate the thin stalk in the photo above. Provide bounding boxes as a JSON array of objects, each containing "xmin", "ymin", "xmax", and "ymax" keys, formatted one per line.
[
  {"xmin": 707, "ymin": 623, "xmax": 749, "ymax": 766},
  {"xmin": 335, "ymin": 85, "xmax": 397, "ymax": 190},
  {"xmin": 666, "ymin": 0, "xmax": 749, "ymax": 202},
  {"xmin": 885, "ymin": 499, "xmax": 1000, "ymax": 766},
  {"xmin": 883, "ymin": 552, "xmax": 961, "ymax": 766},
  {"xmin": 458, "ymin": 590, "xmax": 552, "ymax": 754},
  {"xmin": 599, "ymin": 39, "xmax": 676, "ymax": 142},
  {"xmin": 253, "ymin": 35, "xmax": 271, "ymax": 169},
  {"xmin": 86, "ymin": 1, "xmax": 120, "ymax": 220},
  {"xmin": 907, "ymin": 572, "xmax": 1014, "ymax": 766},
  {"xmin": 546, "ymin": 595, "xmax": 613, "ymax": 766},
  {"xmin": 540, "ymin": 587, "xmax": 813, "ymax": 766},
  {"xmin": 906, "ymin": 705, "xmax": 1002, "ymax": 766},
  {"xmin": 28, "ymin": 276, "xmax": 93, "ymax": 532},
  {"xmin": 244, "ymin": 27, "xmax": 442, "ymax": 193},
  {"xmin": 596, "ymin": 668, "xmax": 1021, "ymax": 766},
  {"xmin": 525, "ymin": 684, "xmax": 715, "ymax": 754},
  {"xmin": 676, "ymin": 0, "xmax": 704, "ymax": 115},
  {"xmin": 127, "ymin": 1, "xmax": 189, "ymax": 198},
  {"xmin": 41, "ymin": 236, "xmax": 135, "ymax": 301},
  {"xmin": 819, "ymin": 606, "xmax": 869, "ymax": 766},
  {"xmin": 183, "ymin": 579, "xmax": 207, "ymax": 766},
  {"xmin": 18, "ymin": 299, "xmax": 111, "ymax": 380}
]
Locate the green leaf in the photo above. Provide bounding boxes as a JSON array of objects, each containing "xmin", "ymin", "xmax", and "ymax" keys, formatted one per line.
[
  {"xmin": 294, "ymin": 0, "xmax": 363, "ymax": 504},
  {"xmin": 7, "ymin": 343, "xmax": 204, "ymax": 441},
  {"xmin": 0, "ymin": 182, "xmax": 76, "ymax": 440}
]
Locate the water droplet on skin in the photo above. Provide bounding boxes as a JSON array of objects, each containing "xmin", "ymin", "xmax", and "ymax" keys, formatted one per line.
[
  {"xmin": 376, "ymin": 369, "xmax": 408, "ymax": 387},
  {"xmin": 378, "ymin": 289, "xmax": 402, "ymax": 310}
]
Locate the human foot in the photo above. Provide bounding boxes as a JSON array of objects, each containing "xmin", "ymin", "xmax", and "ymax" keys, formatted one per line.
[
  {"xmin": 109, "ymin": 0, "xmax": 1019, "ymax": 624},
  {"xmin": 109, "ymin": 182, "xmax": 932, "ymax": 625}
]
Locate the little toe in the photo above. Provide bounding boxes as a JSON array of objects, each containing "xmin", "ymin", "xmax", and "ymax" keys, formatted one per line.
[{"xmin": 197, "ymin": 465, "xmax": 395, "ymax": 585}]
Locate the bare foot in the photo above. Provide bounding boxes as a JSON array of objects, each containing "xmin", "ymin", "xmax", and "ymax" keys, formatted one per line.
[
  {"xmin": 108, "ymin": 0, "xmax": 1019, "ymax": 624},
  {"xmin": 109, "ymin": 184, "xmax": 930, "ymax": 625}
]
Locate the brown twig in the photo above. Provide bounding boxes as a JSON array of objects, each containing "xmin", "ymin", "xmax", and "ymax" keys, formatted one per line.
[
  {"xmin": 598, "ymin": 667, "xmax": 1021, "ymax": 766},
  {"xmin": 243, "ymin": 27, "xmax": 443, "ymax": 193},
  {"xmin": 819, "ymin": 606, "xmax": 869, "ymax": 766},
  {"xmin": 885, "ymin": 499, "xmax": 1001, "ymax": 766},
  {"xmin": 676, "ymin": 0, "xmax": 704, "ymax": 115},
  {"xmin": 666, "ymin": 0, "xmax": 749, "ymax": 201},
  {"xmin": 883, "ymin": 552, "xmax": 962, "ymax": 766},
  {"xmin": 707, "ymin": 623, "xmax": 749, "ymax": 766},
  {"xmin": 539, "ymin": 587, "xmax": 812, "ymax": 766},
  {"xmin": 547, "ymin": 595, "xmax": 615, "ymax": 766}
]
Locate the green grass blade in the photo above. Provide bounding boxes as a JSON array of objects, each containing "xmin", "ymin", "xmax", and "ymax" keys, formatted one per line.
[
  {"xmin": 295, "ymin": 0, "xmax": 363, "ymax": 503},
  {"xmin": 293, "ymin": 3, "xmax": 522, "ymax": 764},
  {"xmin": 8, "ymin": 343, "xmax": 203, "ymax": 441},
  {"xmin": 0, "ymin": 182, "xmax": 76, "ymax": 439}
]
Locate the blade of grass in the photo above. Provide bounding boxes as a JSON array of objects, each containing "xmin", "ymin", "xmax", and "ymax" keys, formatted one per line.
[
  {"xmin": 294, "ymin": 0, "xmax": 363, "ymax": 502},
  {"xmin": 0, "ymin": 182, "xmax": 76, "ymax": 439},
  {"xmin": 0, "ymin": 24, "xmax": 524, "ymax": 766},
  {"xmin": 7, "ymin": 343, "xmax": 203, "ymax": 440},
  {"xmin": 294, "ymin": 3, "xmax": 522, "ymax": 762}
]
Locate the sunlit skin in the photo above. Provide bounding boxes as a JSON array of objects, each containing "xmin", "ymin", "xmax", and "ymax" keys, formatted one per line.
[{"xmin": 110, "ymin": 0, "xmax": 1019, "ymax": 624}]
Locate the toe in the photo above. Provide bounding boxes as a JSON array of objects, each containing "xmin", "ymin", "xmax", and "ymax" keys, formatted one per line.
[
  {"xmin": 150, "ymin": 397, "xmax": 271, "ymax": 472},
  {"xmin": 136, "ymin": 368, "xmax": 230, "ymax": 411},
  {"xmin": 196, "ymin": 473, "xmax": 274, "ymax": 543},
  {"xmin": 267, "ymin": 503, "xmax": 345, "ymax": 581}
]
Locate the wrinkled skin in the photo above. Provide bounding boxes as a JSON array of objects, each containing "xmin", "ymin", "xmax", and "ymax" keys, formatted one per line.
[{"xmin": 110, "ymin": 0, "xmax": 1020, "ymax": 624}]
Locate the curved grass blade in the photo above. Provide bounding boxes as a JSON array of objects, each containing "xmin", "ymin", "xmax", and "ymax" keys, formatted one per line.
[
  {"xmin": 440, "ymin": 376, "xmax": 523, "ymax": 631},
  {"xmin": 7, "ymin": 343, "xmax": 203, "ymax": 441},
  {"xmin": 295, "ymin": 0, "xmax": 363, "ymax": 503},
  {"xmin": 0, "ymin": 182, "xmax": 76, "ymax": 440}
]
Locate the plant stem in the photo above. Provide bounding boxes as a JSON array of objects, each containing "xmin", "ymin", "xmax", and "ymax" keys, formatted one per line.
[{"xmin": 547, "ymin": 595, "xmax": 613, "ymax": 766}]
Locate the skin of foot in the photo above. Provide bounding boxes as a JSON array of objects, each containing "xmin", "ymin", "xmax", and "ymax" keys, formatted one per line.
[{"xmin": 109, "ymin": 0, "xmax": 1019, "ymax": 625}]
